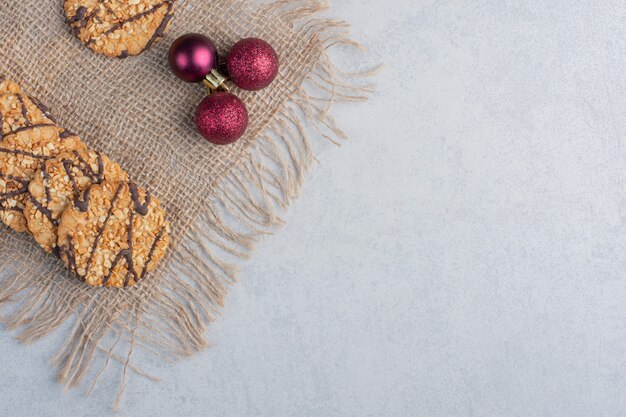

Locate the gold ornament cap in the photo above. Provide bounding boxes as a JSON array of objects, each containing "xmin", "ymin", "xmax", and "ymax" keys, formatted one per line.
[{"xmin": 203, "ymin": 69, "xmax": 229, "ymax": 93}]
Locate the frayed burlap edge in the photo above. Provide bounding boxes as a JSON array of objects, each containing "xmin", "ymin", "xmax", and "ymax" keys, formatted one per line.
[{"xmin": 0, "ymin": 0, "xmax": 378, "ymax": 409}]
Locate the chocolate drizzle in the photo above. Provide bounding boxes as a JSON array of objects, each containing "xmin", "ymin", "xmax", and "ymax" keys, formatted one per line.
[
  {"xmin": 31, "ymin": 150, "xmax": 105, "ymax": 226},
  {"xmin": 0, "ymin": 147, "xmax": 52, "ymax": 160},
  {"xmin": 0, "ymin": 185, "xmax": 28, "ymax": 200},
  {"xmin": 63, "ymin": 150, "xmax": 104, "ymax": 211},
  {"xmin": 0, "ymin": 93, "xmax": 48, "ymax": 139},
  {"xmin": 0, "ymin": 173, "xmax": 29, "ymax": 200},
  {"xmin": 7, "ymin": 123, "xmax": 56, "ymax": 136},
  {"xmin": 63, "ymin": 182, "xmax": 124, "ymax": 281},
  {"xmin": 69, "ymin": 5, "xmax": 88, "ymax": 25},
  {"xmin": 17, "ymin": 95, "xmax": 30, "ymax": 126},
  {"xmin": 28, "ymin": 95, "xmax": 57, "ymax": 124},
  {"xmin": 74, "ymin": 187, "xmax": 91, "ymax": 213},
  {"xmin": 73, "ymin": 0, "xmax": 176, "ymax": 57},
  {"xmin": 0, "ymin": 203, "xmax": 23, "ymax": 213},
  {"xmin": 103, "ymin": 210, "xmax": 135, "ymax": 287},
  {"xmin": 59, "ymin": 129, "xmax": 76, "ymax": 139},
  {"xmin": 67, "ymin": 5, "xmax": 97, "ymax": 36},
  {"xmin": 0, "ymin": 97, "xmax": 58, "ymax": 207},
  {"xmin": 41, "ymin": 161, "xmax": 52, "ymax": 203},
  {"xmin": 0, "ymin": 92, "xmax": 35, "ymax": 205},
  {"xmin": 15, "ymin": 94, "xmax": 56, "ymax": 131},
  {"xmin": 100, "ymin": 1, "xmax": 171, "ymax": 38},
  {"xmin": 59, "ymin": 181, "xmax": 166, "ymax": 287},
  {"xmin": 61, "ymin": 237, "xmax": 78, "ymax": 275},
  {"xmin": 129, "ymin": 181, "xmax": 150, "ymax": 215},
  {"xmin": 0, "ymin": 128, "xmax": 57, "ymax": 205},
  {"xmin": 140, "ymin": 225, "xmax": 166, "ymax": 282},
  {"xmin": 28, "ymin": 194, "xmax": 58, "ymax": 226},
  {"xmin": 139, "ymin": 1, "xmax": 175, "ymax": 55}
]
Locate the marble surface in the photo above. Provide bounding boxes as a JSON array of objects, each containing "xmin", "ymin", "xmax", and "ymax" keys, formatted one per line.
[{"xmin": 3, "ymin": 0, "xmax": 626, "ymax": 416}]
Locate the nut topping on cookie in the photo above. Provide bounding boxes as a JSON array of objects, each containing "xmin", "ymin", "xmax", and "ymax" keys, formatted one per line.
[
  {"xmin": 57, "ymin": 180, "xmax": 170, "ymax": 287},
  {"xmin": 65, "ymin": 0, "xmax": 177, "ymax": 58},
  {"xmin": 0, "ymin": 88, "xmax": 86, "ymax": 232},
  {"xmin": 24, "ymin": 148, "xmax": 128, "ymax": 252}
]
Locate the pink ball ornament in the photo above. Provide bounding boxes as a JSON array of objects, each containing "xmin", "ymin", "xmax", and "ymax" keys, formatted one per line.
[
  {"xmin": 195, "ymin": 92, "xmax": 249, "ymax": 145},
  {"xmin": 226, "ymin": 38, "xmax": 279, "ymax": 91}
]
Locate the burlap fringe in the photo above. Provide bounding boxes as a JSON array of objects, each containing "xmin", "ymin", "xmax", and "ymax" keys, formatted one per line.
[{"xmin": 0, "ymin": 0, "xmax": 377, "ymax": 409}]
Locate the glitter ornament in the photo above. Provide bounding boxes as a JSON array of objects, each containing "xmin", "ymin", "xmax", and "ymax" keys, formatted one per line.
[
  {"xmin": 226, "ymin": 38, "xmax": 279, "ymax": 91},
  {"xmin": 195, "ymin": 92, "xmax": 248, "ymax": 145}
]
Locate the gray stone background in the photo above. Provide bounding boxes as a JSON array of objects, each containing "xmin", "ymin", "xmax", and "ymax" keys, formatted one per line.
[{"xmin": 2, "ymin": 0, "xmax": 626, "ymax": 415}]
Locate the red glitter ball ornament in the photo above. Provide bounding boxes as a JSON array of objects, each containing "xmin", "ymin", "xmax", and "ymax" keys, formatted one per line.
[
  {"xmin": 226, "ymin": 38, "xmax": 279, "ymax": 91},
  {"xmin": 195, "ymin": 92, "xmax": 249, "ymax": 145}
]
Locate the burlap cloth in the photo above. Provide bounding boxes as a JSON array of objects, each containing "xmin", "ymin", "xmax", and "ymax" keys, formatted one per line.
[{"xmin": 0, "ymin": 0, "xmax": 373, "ymax": 407}]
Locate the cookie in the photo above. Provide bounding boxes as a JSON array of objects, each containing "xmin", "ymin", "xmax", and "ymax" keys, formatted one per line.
[
  {"xmin": 0, "ymin": 92, "xmax": 58, "ymax": 138},
  {"xmin": 0, "ymin": 126, "xmax": 85, "ymax": 232},
  {"xmin": 24, "ymin": 148, "xmax": 128, "ymax": 252},
  {"xmin": 57, "ymin": 180, "xmax": 170, "ymax": 287},
  {"xmin": 0, "ymin": 76, "xmax": 21, "ymax": 95},
  {"xmin": 65, "ymin": 0, "xmax": 176, "ymax": 58}
]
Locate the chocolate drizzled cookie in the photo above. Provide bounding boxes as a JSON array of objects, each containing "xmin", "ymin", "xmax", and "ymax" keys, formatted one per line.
[
  {"xmin": 65, "ymin": 0, "xmax": 177, "ymax": 58},
  {"xmin": 57, "ymin": 180, "xmax": 170, "ymax": 288},
  {"xmin": 24, "ymin": 148, "xmax": 128, "ymax": 252},
  {"xmin": 0, "ymin": 92, "xmax": 58, "ymax": 138},
  {"xmin": 0, "ymin": 90, "xmax": 85, "ymax": 232},
  {"xmin": 0, "ymin": 76, "xmax": 21, "ymax": 96},
  {"xmin": 0, "ymin": 77, "xmax": 171, "ymax": 287}
]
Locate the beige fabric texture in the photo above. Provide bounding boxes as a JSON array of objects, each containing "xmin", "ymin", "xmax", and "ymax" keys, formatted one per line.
[{"xmin": 0, "ymin": 0, "xmax": 373, "ymax": 408}]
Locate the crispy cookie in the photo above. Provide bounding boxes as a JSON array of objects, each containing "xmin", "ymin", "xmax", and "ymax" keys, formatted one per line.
[
  {"xmin": 25, "ymin": 148, "xmax": 128, "ymax": 252},
  {"xmin": 65, "ymin": 0, "xmax": 176, "ymax": 58},
  {"xmin": 0, "ymin": 92, "xmax": 59, "ymax": 138},
  {"xmin": 0, "ymin": 76, "xmax": 21, "ymax": 96},
  {"xmin": 57, "ymin": 180, "xmax": 170, "ymax": 288},
  {"xmin": 0, "ymin": 121, "xmax": 85, "ymax": 232}
]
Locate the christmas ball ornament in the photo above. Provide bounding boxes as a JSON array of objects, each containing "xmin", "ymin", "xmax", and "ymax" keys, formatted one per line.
[
  {"xmin": 168, "ymin": 33, "xmax": 218, "ymax": 83},
  {"xmin": 168, "ymin": 34, "xmax": 279, "ymax": 145},
  {"xmin": 226, "ymin": 38, "xmax": 279, "ymax": 91},
  {"xmin": 195, "ymin": 92, "xmax": 249, "ymax": 145}
]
